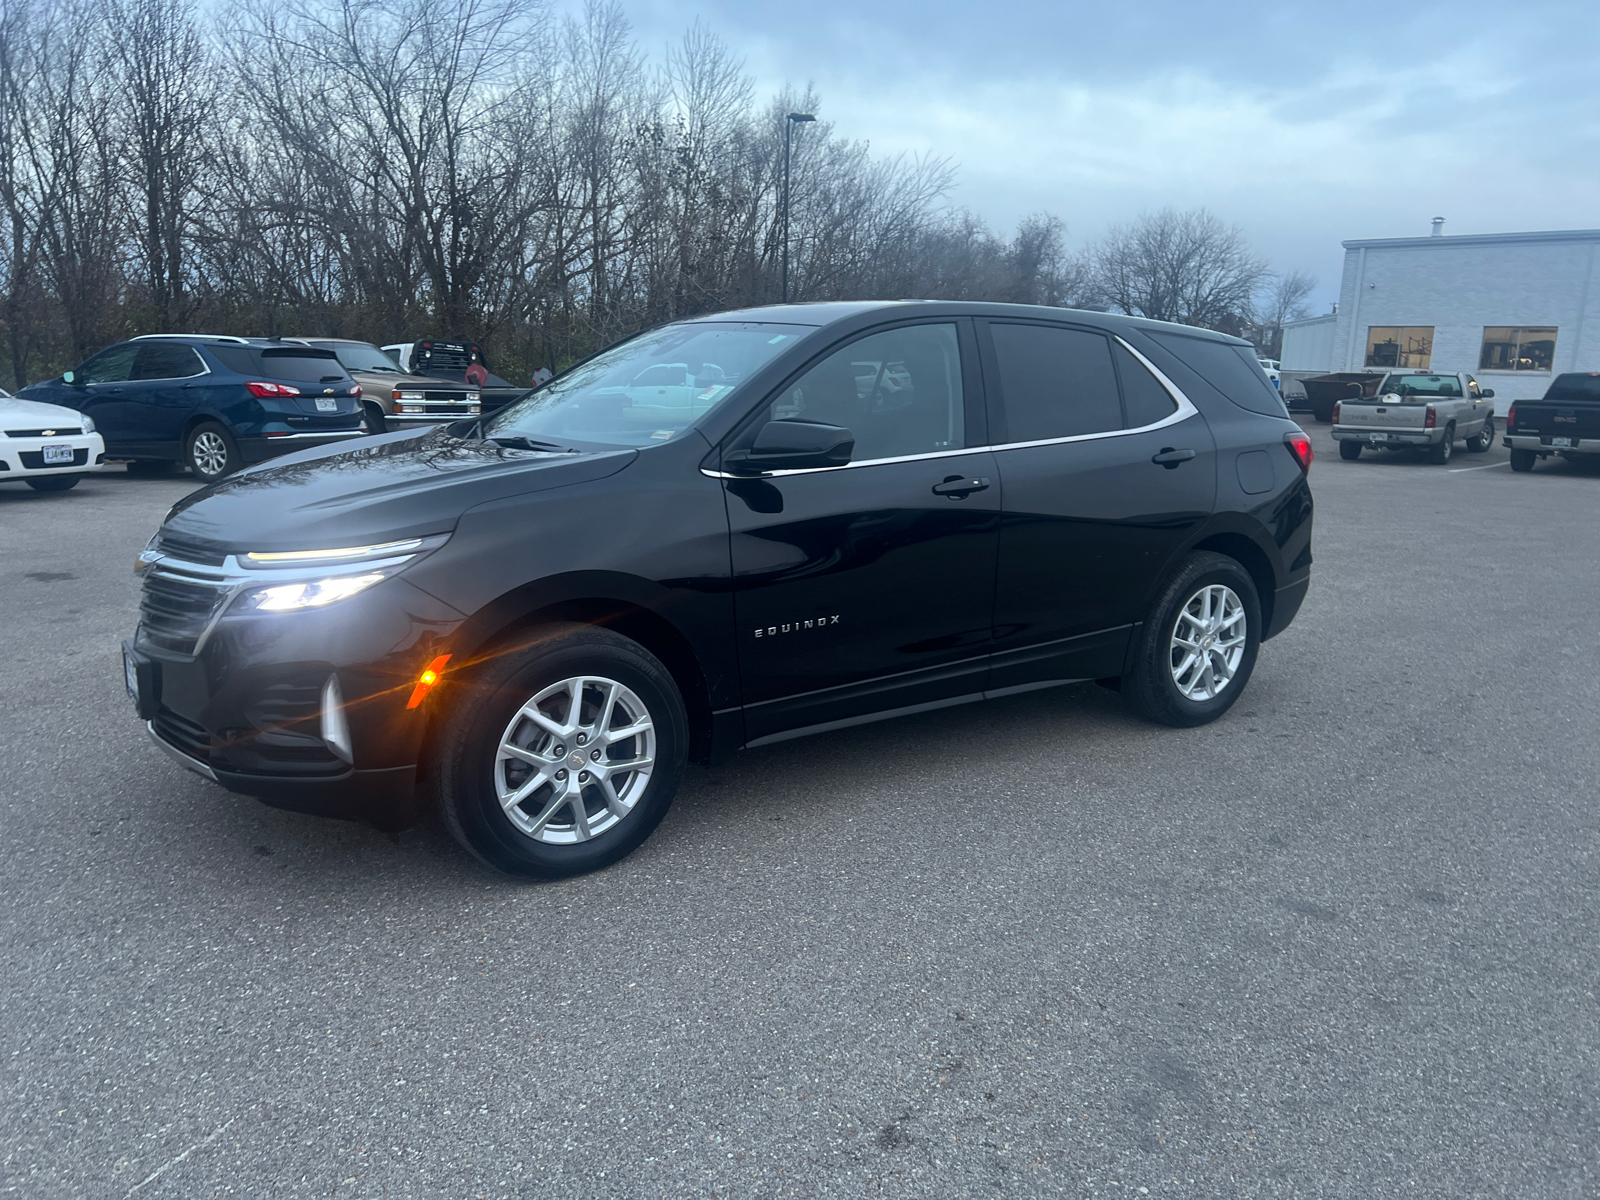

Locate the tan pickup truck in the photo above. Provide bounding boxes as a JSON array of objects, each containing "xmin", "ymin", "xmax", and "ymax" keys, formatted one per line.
[{"xmin": 1331, "ymin": 371, "xmax": 1496, "ymax": 465}]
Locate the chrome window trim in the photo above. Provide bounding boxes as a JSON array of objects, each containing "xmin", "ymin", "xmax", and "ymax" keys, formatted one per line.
[{"xmin": 701, "ymin": 333, "xmax": 1198, "ymax": 479}]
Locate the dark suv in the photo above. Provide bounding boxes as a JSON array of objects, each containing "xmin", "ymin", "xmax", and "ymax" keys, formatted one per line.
[
  {"xmin": 19, "ymin": 335, "xmax": 368, "ymax": 480},
  {"xmin": 124, "ymin": 302, "xmax": 1313, "ymax": 878}
]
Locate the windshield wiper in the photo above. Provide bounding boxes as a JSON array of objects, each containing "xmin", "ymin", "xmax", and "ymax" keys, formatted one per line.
[{"xmin": 490, "ymin": 435, "xmax": 571, "ymax": 452}]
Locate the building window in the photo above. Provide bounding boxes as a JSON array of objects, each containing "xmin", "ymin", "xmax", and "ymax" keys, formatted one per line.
[
  {"xmin": 1479, "ymin": 327, "xmax": 1558, "ymax": 372},
  {"xmin": 1365, "ymin": 326, "xmax": 1434, "ymax": 369}
]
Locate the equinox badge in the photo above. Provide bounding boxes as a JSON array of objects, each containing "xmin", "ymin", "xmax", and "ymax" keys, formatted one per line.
[{"xmin": 754, "ymin": 615, "xmax": 840, "ymax": 638}]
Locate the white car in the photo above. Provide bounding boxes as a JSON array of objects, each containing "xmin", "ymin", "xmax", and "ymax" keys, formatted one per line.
[
  {"xmin": 0, "ymin": 389, "xmax": 107, "ymax": 492},
  {"xmin": 1257, "ymin": 357, "xmax": 1281, "ymax": 388}
]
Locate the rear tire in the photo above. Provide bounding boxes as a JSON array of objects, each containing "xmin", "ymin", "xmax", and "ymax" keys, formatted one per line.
[
  {"xmin": 1339, "ymin": 441, "xmax": 1362, "ymax": 460},
  {"xmin": 1509, "ymin": 448, "xmax": 1536, "ymax": 472},
  {"xmin": 1467, "ymin": 416, "xmax": 1494, "ymax": 453},
  {"xmin": 24, "ymin": 475, "xmax": 81, "ymax": 492},
  {"xmin": 363, "ymin": 403, "xmax": 388, "ymax": 435},
  {"xmin": 1123, "ymin": 552, "xmax": 1261, "ymax": 728},
  {"xmin": 1428, "ymin": 424, "xmax": 1455, "ymax": 465},
  {"xmin": 185, "ymin": 421, "xmax": 240, "ymax": 481},
  {"xmin": 434, "ymin": 623, "xmax": 688, "ymax": 879}
]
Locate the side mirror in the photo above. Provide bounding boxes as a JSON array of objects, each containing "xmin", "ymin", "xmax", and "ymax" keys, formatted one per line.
[
  {"xmin": 1480, "ymin": 388, "xmax": 1494, "ymax": 399},
  {"xmin": 62, "ymin": 370, "xmax": 78, "ymax": 385},
  {"xmin": 724, "ymin": 420, "xmax": 854, "ymax": 473}
]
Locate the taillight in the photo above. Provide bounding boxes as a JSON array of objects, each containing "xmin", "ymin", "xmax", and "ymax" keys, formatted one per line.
[
  {"xmin": 1332, "ymin": 401, "xmax": 1341, "ymax": 425},
  {"xmin": 1284, "ymin": 430, "xmax": 1313, "ymax": 473},
  {"xmin": 245, "ymin": 381, "xmax": 301, "ymax": 398},
  {"xmin": 350, "ymin": 383, "xmax": 361, "ymax": 398},
  {"xmin": 1424, "ymin": 405, "xmax": 1437, "ymax": 429},
  {"xmin": 1505, "ymin": 401, "xmax": 1517, "ymax": 433}
]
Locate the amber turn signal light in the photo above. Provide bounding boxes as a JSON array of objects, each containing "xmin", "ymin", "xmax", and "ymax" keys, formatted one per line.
[{"xmin": 406, "ymin": 654, "xmax": 452, "ymax": 709}]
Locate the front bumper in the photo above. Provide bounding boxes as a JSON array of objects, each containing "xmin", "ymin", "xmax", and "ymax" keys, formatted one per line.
[
  {"xmin": 133, "ymin": 571, "xmax": 468, "ymax": 828},
  {"xmin": 0, "ymin": 431, "xmax": 107, "ymax": 478},
  {"xmin": 1331, "ymin": 427, "xmax": 1438, "ymax": 446},
  {"xmin": 1503, "ymin": 434, "xmax": 1600, "ymax": 454}
]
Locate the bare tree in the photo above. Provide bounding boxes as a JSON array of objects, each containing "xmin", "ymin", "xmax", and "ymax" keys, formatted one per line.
[
  {"xmin": 1091, "ymin": 208, "xmax": 1269, "ymax": 332},
  {"xmin": 1253, "ymin": 268, "xmax": 1316, "ymax": 358}
]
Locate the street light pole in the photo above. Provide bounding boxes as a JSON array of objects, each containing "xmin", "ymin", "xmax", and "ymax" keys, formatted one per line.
[{"xmin": 782, "ymin": 112, "xmax": 815, "ymax": 304}]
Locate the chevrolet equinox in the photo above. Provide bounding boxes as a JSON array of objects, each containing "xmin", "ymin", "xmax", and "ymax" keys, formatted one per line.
[{"xmin": 125, "ymin": 302, "xmax": 1314, "ymax": 878}]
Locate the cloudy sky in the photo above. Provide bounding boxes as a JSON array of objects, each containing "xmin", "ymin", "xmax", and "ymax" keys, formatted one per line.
[{"xmin": 621, "ymin": 0, "xmax": 1599, "ymax": 310}]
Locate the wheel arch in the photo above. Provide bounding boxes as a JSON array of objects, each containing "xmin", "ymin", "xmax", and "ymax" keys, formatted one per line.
[
  {"xmin": 1189, "ymin": 529, "xmax": 1279, "ymax": 635},
  {"xmin": 420, "ymin": 591, "xmax": 718, "ymax": 781}
]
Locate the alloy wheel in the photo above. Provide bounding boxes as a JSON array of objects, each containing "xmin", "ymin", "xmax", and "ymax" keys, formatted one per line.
[
  {"xmin": 191, "ymin": 431, "xmax": 229, "ymax": 477},
  {"xmin": 494, "ymin": 675, "xmax": 656, "ymax": 844},
  {"xmin": 1169, "ymin": 584, "xmax": 1246, "ymax": 702}
]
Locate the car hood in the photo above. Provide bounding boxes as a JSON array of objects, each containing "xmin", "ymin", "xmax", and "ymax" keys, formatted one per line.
[
  {"xmin": 0, "ymin": 395, "xmax": 88, "ymax": 427},
  {"xmin": 347, "ymin": 369, "xmax": 468, "ymax": 393},
  {"xmin": 161, "ymin": 426, "xmax": 637, "ymax": 553}
]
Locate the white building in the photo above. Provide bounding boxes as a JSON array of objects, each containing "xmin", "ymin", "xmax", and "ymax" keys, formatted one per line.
[{"xmin": 1283, "ymin": 223, "xmax": 1600, "ymax": 411}]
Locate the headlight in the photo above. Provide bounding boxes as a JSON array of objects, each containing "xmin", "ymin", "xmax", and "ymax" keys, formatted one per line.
[
  {"xmin": 81, "ymin": 415, "xmax": 96, "ymax": 434},
  {"xmin": 244, "ymin": 573, "xmax": 389, "ymax": 611}
]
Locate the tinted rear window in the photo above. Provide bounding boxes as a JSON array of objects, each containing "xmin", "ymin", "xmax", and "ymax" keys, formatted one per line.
[
  {"xmin": 989, "ymin": 323, "xmax": 1122, "ymax": 440},
  {"xmin": 1545, "ymin": 374, "xmax": 1600, "ymax": 402},
  {"xmin": 1150, "ymin": 332, "xmax": 1288, "ymax": 417},
  {"xmin": 207, "ymin": 346, "xmax": 348, "ymax": 382}
]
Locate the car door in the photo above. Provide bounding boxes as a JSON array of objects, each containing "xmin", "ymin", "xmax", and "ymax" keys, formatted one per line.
[
  {"xmin": 722, "ymin": 320, "xmax": 999, "ymax": 743},
  {"xmin": 130, "ymin": 342, "xmax": 209, "ymax": 447},
  {"xmin": 69, "ymin": 343, "xmax": 142, "ymax": 447},
  {"xmin": 979, "ymin": 321, "xmax": 1217, "ymax": 691}
]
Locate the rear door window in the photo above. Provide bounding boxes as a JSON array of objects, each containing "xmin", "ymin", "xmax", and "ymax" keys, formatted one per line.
[
  {"xmin": 1149, "ymin": 332, "xmax": 1288, "ymax": 418},
  {"xmin": 1115, "ymin": 344, "xmax": 1178, "ymax": 427},
  {"xmin": 987, "ymin": 323, "xmax": 1122, "ymax": 441},
  {"xmin": 132, "ymin": 343, "xmax": 205, "ymax": 380},
  {"xmin": 1546, "ymin": 374, "xmax": 1600, "ymax": 402}
]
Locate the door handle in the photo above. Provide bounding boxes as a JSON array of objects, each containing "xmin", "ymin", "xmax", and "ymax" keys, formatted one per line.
[
  {"xmin": 931, "ymin": 475, "xmax": 990, "ymax": 498},
  {"xmin": 1151, "ymin": 447, "xmax": 1196, "ymax": 468}
]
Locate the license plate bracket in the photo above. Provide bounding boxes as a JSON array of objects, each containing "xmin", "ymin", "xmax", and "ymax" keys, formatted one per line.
[
  {"xmin": 1368, "ymin": 432, "xmax": 1390, "ymax": 443},
  {"xmin": 42, "ymin": 444, "xmax": 74, "ymax": 464},
  {"xmin": 1552, "ymin": 436, "xmax": 1574, "ymax": 448},
  {"xmin": 315, "ymin": 398, "xmax": 338, "ymax": 412},
  {"xmin": 122, "ymin": 640, "xmax": 161, "ymax": 720}
]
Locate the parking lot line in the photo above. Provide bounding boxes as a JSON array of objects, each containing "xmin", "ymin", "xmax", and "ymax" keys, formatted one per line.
[{"xmin": 1448, "ymin": 461, "xmax": 1510, "ymax": 473}]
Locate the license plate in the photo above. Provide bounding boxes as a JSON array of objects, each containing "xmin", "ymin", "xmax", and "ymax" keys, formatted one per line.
[
  {"xmin": 315, "ymin": 398, "xmax": 338, "ymax": 412},
  {"xmin": 1552, "ymin": 436, "xmax": 1573, "ymax": 448},
  {"xmin": 1368, "ymin": 433, "xmax": 1390, "ymax": 443},
  {"xmin": 42, "ymin": 444, "xmax": 74, "ymax": 464}
]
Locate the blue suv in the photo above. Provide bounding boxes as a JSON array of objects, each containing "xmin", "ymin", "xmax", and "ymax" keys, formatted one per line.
[{"xmin": 19, "ymin": 335, "xmax": 369, "ymax": 480}]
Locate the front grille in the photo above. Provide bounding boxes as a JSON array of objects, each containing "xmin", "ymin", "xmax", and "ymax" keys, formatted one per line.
[
  {"xmin": 6, "ymin": 427, "xmax": 83, "ymax": 437},
  {"xmin": 152, "ymin": 706, "xmax": 211, "ymax": 761},
  {"xmin": 19, "ymin": 448, "xmax": 88, "ymax": 469},
  {"xmin": 423, "ymin": 391, "xmax": 471, "ymax": 403},
  {"xmin": 155, "ymin": 531, "xmax": 228, "ymax": 566},
  {"xmin": 140, "ymin": 571, "xmax": 230, "ymax": 653}
]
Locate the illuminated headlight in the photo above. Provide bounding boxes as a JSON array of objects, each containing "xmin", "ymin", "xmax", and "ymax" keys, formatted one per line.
[
  {"xmin": 81, "ymin": 415, "xmax": 96, "ymax": 434},
  {"xmin": 244, "ymin": 572, "xmax": 388, "ymax": 611}
]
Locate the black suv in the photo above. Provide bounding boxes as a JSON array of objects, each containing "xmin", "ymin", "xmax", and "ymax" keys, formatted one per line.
[
  {"xmin": 124, "ymin": 302, "xmax": 1313, "ymax": 877},
  {"xmin": 19, "ymin": 336, "xmax": 367, "ymax": 480}
]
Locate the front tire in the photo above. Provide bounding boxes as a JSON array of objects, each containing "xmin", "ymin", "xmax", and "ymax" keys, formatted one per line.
[
  {"xmin": 1123, "ymin": 552, "xmax": 1261, "ymax": 728},
  {"xmin": 185, "ymin": 421, "xmax": 240, "ymax": 481},
  {"xmin": 1467, "ymin": 416, "xmax": 1494, "ymax": 453},
  {"xmin": 25, "ymin": 475, "xmax": 81, "ymax": 492},
  {"xmin": 434, "ymin": 623, "xmax": 688, "ymax": 879},
  {"xmin": 1428, "ymin": 424, "xmax": 1455, "ymax": 465},
  {"xmin": 1339, "ymin": 440, "xmax": 1362, "ymax": 460},
  {"xmin": 1509, "ymin": 448, "xmax": 1536, "ymax": 472}
]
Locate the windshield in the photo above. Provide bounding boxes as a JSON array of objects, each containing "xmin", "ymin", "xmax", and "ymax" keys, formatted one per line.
[
  {"xmin": 1381, "ymin": 373, "xmax": 1461, "ymax": 398},
  {"xmin": 484, "ymin": 322, "xmax": 809, "ymax": 448},
  {"xmin": 317, "ymin": 341, "xmax": 402, "ymax": 373}
]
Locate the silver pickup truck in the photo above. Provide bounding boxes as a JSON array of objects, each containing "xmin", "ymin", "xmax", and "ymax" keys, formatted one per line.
[{"xmin": 1331, "ymin": 371, "xmax": 1496, "ymax": 464}]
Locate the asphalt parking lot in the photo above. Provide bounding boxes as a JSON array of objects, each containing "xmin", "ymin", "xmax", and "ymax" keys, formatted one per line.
[{"xmin": 3, "ymin": 422, "xmax": 1598, "ymax": 1199}]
